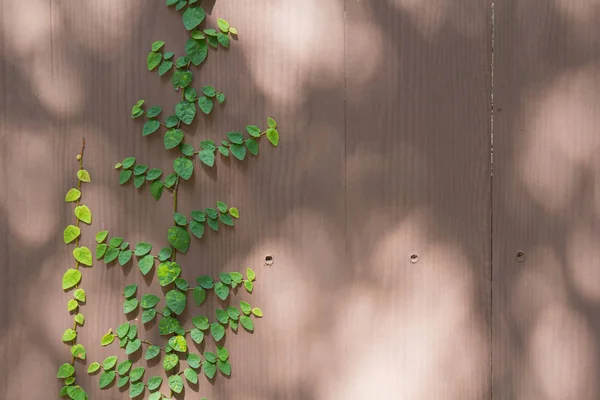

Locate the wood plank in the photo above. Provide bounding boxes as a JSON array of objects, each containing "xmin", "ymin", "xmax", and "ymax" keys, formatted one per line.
[
  {"xmin": 345, "ymin": 1, "xmax": 491, "ymax": 399},
  {"xmin": 493, "ymin": 1, "xmax": 600, "ymax": 398},
  {"xmin": 1, "ymin": 0, "xmax": 345, "ymax": 399}
]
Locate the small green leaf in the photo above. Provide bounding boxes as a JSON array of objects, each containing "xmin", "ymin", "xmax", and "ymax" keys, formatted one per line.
[
  {"xmin": 146, "ymin": 106, "xmax": 162, "ymax": 118},
  {"xmin": 158, "ymin": 247, "xmax": 173, "ymax": 262},
  {"xmin": 109, "ymin": 237, "xmax": 123, "ymax": 247},
  {"xmin": 219, "ymin": 146, "xmax": 229, "ymax": 156},
  {"xmin": 240, "ymin": 300, "xmax": 251, "ymax": 315},
  {"xmin": 163, "ymin": 353, "xmax": 179, "ymax": 372},
  {"xmin": 166, "ymin": 0, "xmax": 178, "ymax": 6},
  {"xmin": 246, "ymin": 138, "xmax": 259, "ymax": 155},
  {"xmin": 158, "ymin": 60, "xmax": 173, "ymax": 76},
  {"xmin": 103, "ymin": 246, "xmax": 119, "ymax": 263},
  {"xmin": 185, "ymin": 38, "xmax": 208, "ymax": 66},
  {"xmin": 196, "ymin": 275, "xmax": 214, "ymax": 289},
  {"xmin": 247, "ymin": 267, "xmax": 256, "ymax": 281},
  {"xmin": 116, "ymin": 323, "xmax": 130, "ymax": 338},
  {"xmin": 152, "ymin": 40, "xmax": 165, "ymax": 51},
  {"xmin": 150, "ymin": 181, "xmax": 164, "ymax": 200},
  {"xmin": 142, "ymin": 309, "xmax": 157, "ymax": 323},
  {"xmin": 203, "ymin": 361, "xmax": 216, "ymax": 379},
  {"xmin": 129, "ymin": 382, "xmax": 144, "ymax": 397},
  {"xmin": 207, "ymin": 217, "xmax": 219, "ymax": 231},
  {"xmin": 216, "ymin": 92, "xmax": 226, "ymax": 104},
  {"xmin": 87, "ymin": 362, "xmax": 100, "ymax": 374},
  {"xmin": 165, "ymin": 115, "xmax": 179, "ymax": 128},
  {"xmin": 217, "ymin": 32, "xmax": 230, "ymax": 48},
  {"xmin": 189, "ymin": 220, "xmax": 205, "ymax": 239},
  {"xmin": 65, "ymin": 188, "xmax": 81, "ymax": 202},
  {"xmin": 146, "ymin": 168, "xmax": 163, "ymax": 181},
  {"xmin": 134, "ymin": 242, "xmax": 152, "ymax": 257},
  {"xmin": 74, "ymin": 205, "xmax": 92, "ymax": 224},
  {"xmin": 219, "ymin": 213, "xmax": 234, "ymax": 226},
  {"xmin": 57, "ymin": 363, "xmax": 75, "ymax": 378},
  {"xmin": 230, "ymin": 27, "xmax": 238, "ymax": 35},
  {"xmin": 145, "ymin": 376, "xmax": 161, "ymax": 392},
  {"xmin": 123, "ymin": 298, "xmax": 139, "ymax": 314},
  {"xmin": 165, "ymin": 289, "xmax": 187, "ymax": 315},
  {"xmin": 226, "ymin": 132, "xmax": 243, "ymax": 145},
  {"xmin": 175, "ymin": 101, "xmax": 196, "ymax": 125},
  {"xmin": 175, "ymin": 278, "xmax": 189, "ymax": 291},
  {"xmin": 103, "ymin": 356, "xmax": 118, "ymax": 370},
  {"xmin": 143, "ymin": 120, "xmax": 161, "ymax": 136},
  {"xmin": 96, "ymin": 243, "xmax": 107, "ymax": 259},
  {"xmin": 218, "ymin": 359, "xmax": 231, "ymax": 376},
  {"xmin": 157, "ymin": 262, "xmax": 181, "ymax": 286},
  {"xmin": 267, "ymin": 117, "xmax": 277, "ymax": 128},
  {"xmin": 244, "ymin": 280, "xmax": 254, "ymax": 292},
  {"xmin": 164, "ymin": 129, "xmax": 184, "ymax": 149},
  {"xmin": 62, "ymin": 269, "xmax": 82, "ymax": 290},
  {"xmin": 141, "ymin": 294, "xmax": 160, "ymax": 309},
  {"xmin": 145, "ymin": 345, "xmax": 161, "ymax": 361},
  {"xmin": 119, "ymin": 170, "xmax": 133, "ymax": 185},
  {"xmin": 198, "ymin": 95, "xmax": 213, "ymax": 114},
  {"xmin": 147, "ymin": 51, "xmax": 162, "ymax": 70},
  {"xmin": 127, "ymin": 324, "xmax": 138, "ymax": 340},
  {"xmin": 99, "ymin": 371, "xmax": 115, "ymax": 389},
  {"xmin": 167, "ymin": 226, "xmax": 191, "ymax": 253},
  {"xmin": 210, "ymin": 322, "xmax": 225, "ymax": 341},
  {"xmin": 118, "ymin": 250, "xmax": 133, "ymax": 266},
  {"xmin": 123, "ymin": 284, "xmax": 137, "ymax": 298},
  {"xmin": 74, "ymin": 288, "xmax": 86, "ymax": 302},
  {"xmin": 163, "ymin": 173, "xmax": 177, "ymax": 188},
  {"xmin": 180, "ymin": 142, "xmax": 195, "ymax": 156},
  {"xmin": 227, "ymin": 306, "xmax": 240, "ymax": 320},
  {"xmin": 96, "ymin": 230, "xmax": 109, "ymax": 243},
  {"xmin": 74, "ymin": 313, "xmax": 84, "ymax": 325},
  {"xmin": 204, "ymin": 351, "xmax": 217, "ymax": 363},
  {"xmin": 182, "ymin": 6, "xmax": 206, "ymax": 30},
  {"xmin": 175, "ymin": 56, "xmax": 190, "ymax": 68},
  {"xmin": 125, "ymin": 339, "xmax": 142, "ymax": 355},
  {"xmin": 134, "ymin": 174, "xmax": 145, "ymax": 188},
  {"xmin": 63, "ymin": 225, "xmax": 80, "ymax": 244},
  {"xmin": 216, "ymin": 346, "xmax": 229, "ymax": 362},
  {"xmin": 77, "ymin": 169, "xmax": 91, "ymax": 182},
  {"xmin": 118, "ymin": 375, "xmax": 129, "ymax": 388},
  {"xmin": 168, "ymin": 374, "xmax": 184, "ymax": 394},
  {"xmin": 215, "ymin": 308, "xmax": 229, "ymax": 324},
  {"xmin": 192, "ymin": 315, "xmax": 210, "ymax": 330},
  {"xmin": 229, "ymin": 207, "xmax": 240, "ymax": 218},
  {"xmin": 67, "ymin": 299, "xmax": 78, "ymax": 312},
  {"xmin": 190, "ymin": 328, "xmax": 204, "ymax": 344},
  {"xmin": 199, "ymin": 149, "xmax": 215, "ymax": 167},
  {"xmin": 174, "ymin": 212, "xmax": 187, "ymax": 225},
  {"xmin": 214, "ymin": 282, "xmax": 229, "ymax": 300},
  {"xmin": 187, "ymin": 353, "xmax": 201, "ymax": 368},
  {"xmin": 230, "ymin": 143, "xmax": 246, "ymax": 160},
  {"xmin": 266, "ymin": 128, "xmax": 279, "ymax": 146},
  {"xmin": 252, "ymin": 307, "xmax": 263, "ymax": 317},
  {"xmin": 130, "ymin": 366, "xmax": 145, "ymax": 382},
  {"xmin": 117, "ymin": 359, "xmax": 132, "ymax": 375},
  {"xmin": 246, "ymin": 125, "xmax": 261, "ymax": 137},
  {"xmin": 168, "ymin": 335, "xmax": 187, "ymax": 352},
  {"xmin": 217, "ymin": 18, "xmax": 230, "ymax": 32},
  {"xmin": 240, "ymin": 315, "xmax": 254, "ymax": 331},
  {"xmin": 173, "ymin": 157, "xmax": 194, "ymax": 180}
]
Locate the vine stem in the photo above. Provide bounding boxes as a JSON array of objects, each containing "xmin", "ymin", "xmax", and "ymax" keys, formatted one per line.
[{"xmin": 69, "ymin": 137, "xmax": 85, "ymax": 365}]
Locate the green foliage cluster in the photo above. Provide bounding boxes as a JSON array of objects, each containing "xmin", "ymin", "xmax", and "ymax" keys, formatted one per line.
[
  {"xmin": 62, "ymin": 1, "xmax": 280, "ymax": 399},
  {"xmin": 58, "ymin": 141, "xmax": 93, "ymax": 399}
]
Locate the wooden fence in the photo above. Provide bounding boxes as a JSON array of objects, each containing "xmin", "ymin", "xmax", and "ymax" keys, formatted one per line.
[{"xmin": 1, "ymin": 0, "xmax": 599, "ymax": 398}]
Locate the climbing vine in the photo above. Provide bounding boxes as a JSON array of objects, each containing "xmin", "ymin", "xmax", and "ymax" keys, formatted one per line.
[
  {"xmin": 57, "ymin": 139, "xmax": 94, "ymax": 399},
  {"xmin": 62, "ymin": 1, "xmax": 279, "ymax": 399}
]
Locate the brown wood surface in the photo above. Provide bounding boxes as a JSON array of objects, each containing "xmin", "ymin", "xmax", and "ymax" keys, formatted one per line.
[{"xmin": 492, "ymin": 1, "xmax": 600, "ymax": 399}]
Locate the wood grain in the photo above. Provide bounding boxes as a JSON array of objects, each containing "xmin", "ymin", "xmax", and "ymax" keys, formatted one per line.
[{"xmin": 493, "ymin": 1, "xmax": 600, "ymax": 399}]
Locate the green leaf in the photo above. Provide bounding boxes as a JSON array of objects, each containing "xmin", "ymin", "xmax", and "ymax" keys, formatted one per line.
[
  {"xmin": 217, "ymin": 32, "xmax": 230, "ymax": 48},
  {"xmin": 103, "ymin": 356, "xmax": 118, "ymax": 370},
  {"xmin": 267, "ymin": 117, "xmax": 277, "ymax": 128},
  {"xmin": 163, "ymin": 353, "xmax": 179, "ymax": 371},
  {"xmin": 74, "ymin": 288, "xmax": 86, "ymax": 302},
  {"xmin": 175, "ymin": 101, "xmax": 196, "ymax": 125},
  {"xmin": 146, "ymin": 168, "xmax": 163, "ymax": 181},
  {"xmin": 118, "ymin": 375, "xmax": 129, "ymax": 388},
  {"xmin": 74, "ymin": 205, "xmax": 92, "ymax": 224},
  {"xmin": 152, "ymin": 40, "xmax": 165, "ymax": 51},
  {"xmin": 175, "ymin": 56, "xmax": 190, "ymax": 68},
  {"xmin": 168, "ymin": 374, "xmax": 184, "ymax": 394},
  {"xmin": 165, "ymin": 115, "xmax": 179, "ymax": 128},
  {"xmin": 196, "ymin": 275, "xmax": 214, "ymax": 289},
  {"xmin": 185, "ymin": 38, "xmax": 208, "ymax": 66},
  {"xmin": 146, "ymin": 106, "xmax": 162, "ymax": 118},
  {"xmin": 168, "ymin": 335, "xmax": 187, "ymax": 352},
  {"xmin": 217, "ymin": 18, "xmax": 230, "ymax": 32},
  {"xmin": 184, "ymin": 367, "xmax": 198, "ymax": 384},
  {"xmin": 191, "ymin": 210, "xmax": 206, "ymax": 222},
  {"xmin": 180, "ymin": 142, "xmax": 195, "ymax": 156},
  {"xmin": 240, "ymin": 315, "xmax": 254, "ymax": 331},
  {"xmin": 214, "ymin": 282, "xmax": 229, "ymax": 300},
  {"xmin": 142, "ymin": 309, "xmax": 157, "ymax": 323},
  {"xmin": 74, "ymin": 313, "xmax": 84, "ymax": 325},
  {"xmin": 182, "ymin": 6, "xmax": 205, "ymax": 30},
  {"xmin": 203, "ymin": 361, "xmax": 216, "ymax": 379},
  {"xmin": 134, "ymin": 175, "xmax": 145, "ymax": 189},
  {"xmin": 127, "ymin": 324, "xmax": 138, "ymax": 340},
  {"xmin": 103, "ymin": 246, "xmax": 119, "ymax": 263},
  {"xmin": 116, "ymin": 323, "xmax": 130, "ymax": 338},
  {"xmin": 62, "ymin": 269, "xmax": 82, "ymax": 290},
  {"xmin": 192, "ymin": 315, "xmax": 210, "ymax": 330},
  {"xmin": 174, "ymin": 212, "xmax": 187, "ymax": 225},
  {"xmin": 247, "ymin": 267, "xmax": 256, "ymax": 281},
  {"xmin": 266, "ymin": 128, "xmax": 279, "ymax": 146},
  {"xmin": 215, "ymin": 308, "xmax": 229, "ymax": 324},
  {"xmin": 124, "ymin": 284, "xmax": 137, "ymax": 298},
  {"xmin": 204, "ymin": 351, "xmax": 217, "ymax": 363},
  {"xmin": 143, "ymin": 120, "xmax": 161, "ymax": 136},
  {"xmin": 227, "ymin": 132, "xmax": 244, "ymax": 144},
  {"xmin": 67, "ymin": 299, "xmax": 78, "ymax": 312},
  {"xmin": 198, "ymin": 149, "xmax": 215, "ymax": 167},
  {"xmin": 117, "ymin": 359, "xmax": 132, "ymax": 375},
  {"xmin": 204, "ymin": 28, "xmax": 217, "ymax": 36},
  {"xmin": 192, "ymin": 287, "xmax": 206, "ymax": 308},
  {"xmin": 252, "ymin": 307, "xmax": 263, "ymax": 317},
  {"xmin": 216, "ymin": 92, "xmax": 226, "ymax": 104},
  {"xmin": 109, "ymin": 237, "xmax": 123, "ymax": 247},
  {"xmin": 118, "ymin": 250, "xmax": 133, "ymax": 266},
  {"xmin": 172, "ymin": 70, "xmax": 192, "ymax": 89},
  {"xmin": 219, "ymin": 272, "xmax": 232, "ymax": 284},
  {"xmin": 217, "ymin": 345, "xmax": 229, "ymax": 361},
  {"xmin": 63, "ymin": 225, "xmax": 80, "ymax": 244},
  {"xmin": 147, "ymin": 51, "xmax": 162, "ymax": 70},
  {"xmin": 165, "ymin": 289, "xmax": 187, "ymax": 315},
  {"xmin": 77, "ymin": 169, "xmax": 91, "ymax": 182},
  {"xmin": 99, "ymin": 371, "xmax": 115, "ymax": 389},
  {"xmin": 187, "ymin": 353, "xmax": 201, "ymax": 368},
  {"xmin": 175, "ymin": 277, "xmax": 189, "ymax": 291},
  {"xmin": 125, "ymin": 339, "xmax": 142, "ymax": 355},
  {"xmin": 95, "ymin": 242, "xmax": 107, "ymax": 258},
  {"xmin": 246, "ymin": 125, "xmax": 261, "ymax": 137},
  {"xmin": 159, "ymin": 60, "xmax": 173, "ymax": 76},
  {"xmin": 57, "ymin": 363, "xmax": 75, "ymax": 378},
  {"xmin": 164, "ymin": 129, "xmax": 184, "ymax": 149},
  {"xmin": 87, "ymin": 362, "xmax": 100, "ymax": 374},
  {"xmin": 133, "ymin": 164, "xmax": 147, "ymax": 176},
  {"xmin": 207, "ymin": 217, "xmax": 219, "ymax": 231},
  {"xmin": 65, "ymin": 188, "xmax": 81, "ymax": 202},
  {"xmin": 244, "ymin": 280, "xmax": 254, "ymax": 292},
  {"xmin": 219, "ymin": 146, "xmax": 229, "ymax": 156},
  {"xmin": 227, "ymin": 306, "xmax": 240, "ymax": 320},
  {"xmin": 202, "ymin": 85, "xmax": 216, "ymax": 97},
  {"xmin": 147, "ymin": 376, "xmax": 162, "ymax": 391},
  {"xmin": 119, "ymin": 170, "xmax": 133, "ymax": 185},
  {"xmin": 123, "ymin": 298, "xmax": 139, "ymax": 314},
  {"xmin": 218, "ymin": 359, "xmax": 231, "ymax": 376},
  {"xmin": 230, "ymin": 143, "xmax": 246, "ymax": 160},
  {"xmin": 129, "ymin": 382, "xmax": 144, "ymax": 398},
  {"xmin": 246, "ymin": 138, "xmax": 259, "ymax": 155},
  {"xmin": 145, "ymin": 345, "xmax": 161, "ymax": 361},
  {"xmin": 123, "ymin": 157, "xmax": 136, "ymax": 169},
  {"xmin": 210, "ymin": 322, "xmax": 225, "ymax": 341},
  {"xmin": 167, "ymin": 226, "xmax": 190, "ymax": 253},
  {"xmin": 166, "ymin": 0, "xmax": 178, "ymax": 6},
  {"xmin": 133, "ymin": 242, "xmax": 152, "ymax": 257},
  {"xmin": 148, "ymin": 393, "xmax": 162, "ymax": 400},
  {"xmin": 130, "ymin": 366, "xmax": 145, "ymax": 382},
  {"xmin": 141, "ymin": 294, "xmax": 160, "ymax": 309},
  {"xmin": 219, "ymin": 213, "xmax": 234, "ymax": 226},
  {"xmin": 159, "ymin": 316, "xmax": 182, "ymax": 335},
  {"xmin": 158, "ymin": 247, "xmax": 173, "ymax": 262},
  {"xmin": 198, "ymin": 95, "xmax": 213, "ymax": 114},
  {"xmin": 96, "ymin": 230, "xmax": 109, "ymax": 243},
  {"xmin": 150, "ymin": 181, "xmax": 164, "ymax": 200},
  {"xmin": 190, "ymin": 328, "xmax": 204, "ymax": 344},
  {"xmin": 189, "ymin": 220, "xmax": 205, "ymax": 239},
  {"xmin": 163, "ymin": 173, "xmax": 177, "ymax": 188},
  {"xmin": 230, "ymin": 27, "xmax": 238, "ymax": 35}
]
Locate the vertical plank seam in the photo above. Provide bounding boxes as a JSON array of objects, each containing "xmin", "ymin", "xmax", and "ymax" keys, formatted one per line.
[
  {"xmin": 343, "ymin": 0, "xmax": 348, "ymax": 360},
  {"xmin": 490, "ymin": 1, "xmax": 495, "ymax": 399}
]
